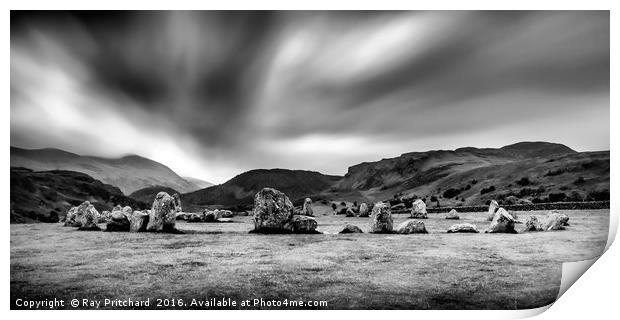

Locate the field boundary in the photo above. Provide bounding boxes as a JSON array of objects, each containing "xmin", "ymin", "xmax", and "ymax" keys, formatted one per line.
[{"xmin": 392, "ymin": 201, "xmax": 610, "ymax": 214}]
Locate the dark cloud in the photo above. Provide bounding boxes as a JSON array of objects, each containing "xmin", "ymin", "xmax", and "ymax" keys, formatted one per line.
[{"xmin": 10, "ymin": 11, "xmax": 609, "ymax": 183}]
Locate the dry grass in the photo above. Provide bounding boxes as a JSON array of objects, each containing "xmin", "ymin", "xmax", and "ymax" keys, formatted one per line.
[{"xmin": 10, "ymin": 209, "xmax": 608, "ymax": 309}]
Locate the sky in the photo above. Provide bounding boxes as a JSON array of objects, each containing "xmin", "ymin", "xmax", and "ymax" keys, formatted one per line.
[{"xmin": 10, "ymin": 11, "xmax": 610, "ymax": 184}]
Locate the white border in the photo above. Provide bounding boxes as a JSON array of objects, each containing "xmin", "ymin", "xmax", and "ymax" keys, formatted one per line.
[{"xmin": 3, "ymin": 2, "xmax": 617, "ymax": 319}]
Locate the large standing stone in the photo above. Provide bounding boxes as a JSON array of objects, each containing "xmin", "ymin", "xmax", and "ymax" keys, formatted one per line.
[
  {"xmin": 301, "ymin": 198, "xmax": 314, "ymax": 216},
  {"xmin": 396, "ymin": 220, "xmax": 428, "ymax": 234},
  {"xmin": 358, "ymin": 203, "xmax": 369, "ymax": 217},
  {"xmin": 146, "ymin": 192, "xmax": 179, "ymax": 232},
  {"xmin": 251, "ymin": 188, "xmax": 295, "ymax": 233},
  {"xmin": 369, "ymin": 202, "xmax": 393, "ymax": 233},
  {"xmin": 286, "ymin": 215, "xmax": 320, "ymax": 234},
  {"xmin": 447, "ymin": 223, "xmax": 479, "ymax": 233},
  {"xmin": 485, "ymin": 208, "xmax": 518, "ymax": 233},
  {"xmin": 128, "ymin": 210, "xmax": 150, "ymax": 232},
  {"xmin": 445, "ymin": 209, "xmax": 460, "ymax": 220},
  {"xmin": 76, "ymin": 202, "xmax": 101, "ymax": 231},
  {"xmin": 487, "ymin": 200, "xmax": 499, "ymax": 221},
  {"xmin": 172, "ymin": 193, "xmax": 182, "ymax": 213},
  {"xmin": 410, "ymin": 199, "xmax": 427, "ymax": 219},
  {"xmin": 338, "ymin": 224, "xmax": 364, "ymax": 234}
]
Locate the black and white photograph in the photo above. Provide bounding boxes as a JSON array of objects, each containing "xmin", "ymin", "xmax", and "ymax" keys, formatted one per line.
[{"xmin": 9, "ymin": 10, "xmax": 611, "ymax": 311}]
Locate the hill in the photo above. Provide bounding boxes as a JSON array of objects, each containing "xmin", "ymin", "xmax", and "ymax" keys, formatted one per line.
[
  {"xmin": 335, "ymin": 142, "xmax": 609, "ymax": 206},
  {"xmin": 11, "ymin": 147, "xmax": 201, "ymax": 194},
  {"xmin": 182, "ymin": 169, "xmax": 342, "ymax": 208},
  {"xmin": 129, "ymin": 186, "xmax": 180, "ymax": 204},
  {"xmin": 182, "ymin": 176, "xmax": 214, "ymax": 189},
  {"xmin": 10, "ymin": 167, "xmax": 149, "ymax": 223}
]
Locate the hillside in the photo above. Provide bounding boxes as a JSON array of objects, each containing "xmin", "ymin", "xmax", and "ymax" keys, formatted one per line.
[
  {"xmin": 11, "ymin": 147, "xmax": 201, "ymax": 194},
  {"xmin": 182, "ymin": 169, "xmax": 342, "ymax": 208},
  {"xmin": 335, "ymin": 142, "xmax": 608, "ymax": 206},
  {"xmin": 10, "ymin": 167, "xmax": 149, "ymax": 223},
  {"xmin": 182, "ymin": 176, "xmax": 214, "ymax": 189},
  {"xmin": 129, "ymin": 185, "xmax": 180, "ymax": 205}
]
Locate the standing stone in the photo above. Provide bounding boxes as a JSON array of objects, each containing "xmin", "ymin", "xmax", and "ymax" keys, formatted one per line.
[
  {"xmin": 540, "ymin": 211, "xmax": 570, "ymax": 231},
  {"xmin": 76, "ymin": 202, "xmax": 101, "ymax": 231},
  {"xmin": 369, "ymin": 202, "xmax": 393, "ymax": 233},
  {"xmin": 219, "ymin": 210, "xmax": 234, "ymax": 218},
  {"xmin": 99, "ymin": 210, "xmax": 112, "ymax": 224},
  {"xmin": 338, "ymin": 224, "xmax": 364, "ymax": 234},
  {"xmin": 410, "ymin": 199, "xmax": 427, "ymax": 219},
  {"xmin": 396, "ymin": 220, "xmax": 428, "ymax": 234},
  {"xmin": 485, "ymin": 208, "xmax": 518, "ymax": 233},
  {"xmin": 172, "ymin": 193, "xmax": 182, "ymax": 213},
  {"xmin": 146, "ymin": 192, "xmax": 179, "ymax": 232},
  {"xmin": 187, "ymin": 212, "xmax": 205, "ymax": 223},
  {"xmin": 358, "ymin": 203, "xmax": 369, "ymax": 217},
  {"xmin": 63, "ymin": 206, "xmax": 80, "ymax": 227},
  {"xmin": 105, "ymin": 209, "xmax": 130, "ymax": 232},
  {"xmin": 487, "ymin": 200, "xmax": 499, "ymax": 221},
  {"xmin": 301, "ymin": 198, "xmax": 314, "ymax": 216},
  {"xmin": 251, "ymin": 188, "xmax": 295, "ymax": 233},
  {"xmin": 286, "ymin": 215, "xmax": 319, "ymax": 234},
  {"xmin": 445, "ymin": 209, "xmax": 460, "ymax": 220},
  {"xmin": 128, "ymin": 210, "xmax": 150, "ymax": 232},
  {"xmin": 345, "ymin": 207, "xmax": 356, "ymax": 217},
  {"xmin": 204, "ymin": 210, "xmax": 217, "ymax": 222},
  {"xmin": 524, "ymin": 215, "xmax": 542, "ymax": 231},
  {"xmin": 447, "ymin": 223, "xmax": 479, "ymax": 233}
]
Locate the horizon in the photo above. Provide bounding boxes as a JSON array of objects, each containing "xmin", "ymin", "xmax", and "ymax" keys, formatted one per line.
[
  {"xmin": 11, "ymin": 11, "xmax": 610, "ymax": 184},
  {"xmin": 10, "ymin": 140, "xmax": 610, "ymax": 184}
]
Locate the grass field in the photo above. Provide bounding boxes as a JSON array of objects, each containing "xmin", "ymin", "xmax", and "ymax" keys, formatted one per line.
[{"xmin": 10, "ymin": 209, "xmax": 609, "ymax": 310}]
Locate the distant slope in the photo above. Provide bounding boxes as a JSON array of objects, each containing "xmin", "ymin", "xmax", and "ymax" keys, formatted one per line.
[
  {"xmin": 11, "ymin": 147, "xmax": 201, "ymax": 194},
  {"xmin": 182, "ymin": 176, "xmax": 214, "ymax": 189},
  {"xmin": 335, "ymin": 142, "xmax": 608, "ymax": 206},
  {"xmin": 129, "ymin": 185, "xmax": 180, "ymax": 204},
  {"xmin": 182, "ymin": 169, "xmax": 342, "ymax": 207},
  {"xmin": 10, "ymin": 167, "xmax": 149, "ymax": 223}
]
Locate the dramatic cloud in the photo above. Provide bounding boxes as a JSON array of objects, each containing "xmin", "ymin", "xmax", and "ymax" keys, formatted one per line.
[{"xmin": 10, "ymin": 11, "xmax": 609, "ymax": 183}]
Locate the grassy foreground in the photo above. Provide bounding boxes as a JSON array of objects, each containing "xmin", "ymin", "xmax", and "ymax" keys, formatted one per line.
[{"xmin": 10, "ymin": 209, "xmax": 608, "ymax": 309}]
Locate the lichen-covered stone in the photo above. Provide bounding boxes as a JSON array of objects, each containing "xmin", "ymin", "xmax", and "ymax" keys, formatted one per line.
[
  {"xmin": 251, "ymin": 188, "xmax": 294, "ymax": 233},
  {"xmin": 286, "ymin": 215, "xmax": 319, "ymax": 234},
  {"xmin": 345, "ymin": 207, "xmax": 356, "ymax": 217},
  {"xmin": 219, "ymin": 210, "xmax": 234, "ymax": 218},
  {"xmin": 410, "ymin": 199, "xmax": 427, "ymax": 219},
  {"xmin": 485, "ymin": 208, "xmax": 517, "ymax": 233},
  {"xmin": 146, "ymin": 191, "xmax": 179, "ymax": 232},
  {"xmin": 63, "ymin": 206, "xmax": 80, "ymax": 227},
  {"xmin": 128, "ymin": 210, "xmax": 150, "ymax": 232},
  {"xmin": 338, "ymin": 224, "xmax": 364, "ymax": 234},
  {"xmin": 396, "ymin": 220, "xmax": 428, "ymax": 234},
  {"xmin": 106, "ymin": 209, "xmax": 130, "ymax": 232},
  {"xmin": 445, "ymin": 209, "xmax": 460, "ymax": 220},
  {"xmin": 369, "ymin": 202, "xmax": 393, "ymax": 233},
  {"xmin": 76, "ymin": 202, "xmax": 101, "ymax": 231},
  {"xmin": 358, "ymin": 203, "xmax": 369, "ymax": 217},
  {"xmin": 187, "ymin": 212, "xmax": 205, "ymax": 223},
  {"xmin": 204, "ymin": 210, "xmax": 217, "ymax": 222},
  {"xmin": 487, "ymin": 200, "xmax": 499, "ymax": 221},
  {"xmin": 527, "ymin": 211, "xmax": 570, "ymax": 231},
  {"xmin": 301, "ymin": 198, "xmax": 314, "ymax": 216},
  {"xmin": 447, "ymin": 223, "xmax": 479, "ymax": 233}
]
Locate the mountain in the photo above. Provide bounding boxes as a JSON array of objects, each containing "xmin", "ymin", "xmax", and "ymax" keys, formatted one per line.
[
  {"xmin": 10, "ymin": 147, "xmax": 201, "ymax": 194},
  {"xmin": 10, "ymin": 167, "xmax": 149, "ymax": 223},
  {"xmin": 335, "ymin": 142, "xmax": 609, "ymax": 206},
  {"xmin": 129, "ymin": 185, "xmax": 180, "ymax": 205},
  {"xmin": 182, "ymin": 176, "xmax": 214, "ymax": 189},
  {"xmin": 182, "ymin": 169, "xmax": 342, "ymax": 208}
]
